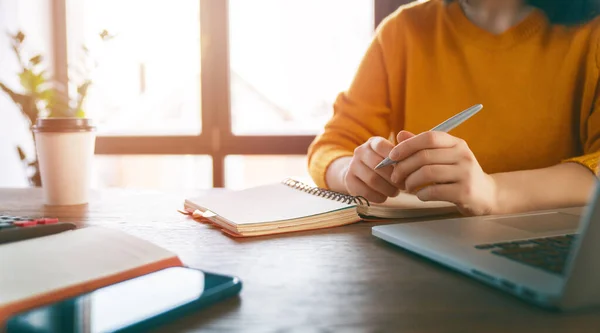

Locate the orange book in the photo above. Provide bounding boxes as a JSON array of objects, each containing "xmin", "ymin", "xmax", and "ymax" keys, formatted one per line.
[{"xmin": 0, "ymin": 227, "xmax": 182, "ymax": 325}]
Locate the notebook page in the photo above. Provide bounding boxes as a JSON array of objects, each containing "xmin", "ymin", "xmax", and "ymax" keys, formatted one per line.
[
  {"xmin": 0, "ymin": 227, "xmax": 178, "ymax": 308},
  {"xmin": 186, "ymin": 183, "xmax": 355, "ymax": 225}
]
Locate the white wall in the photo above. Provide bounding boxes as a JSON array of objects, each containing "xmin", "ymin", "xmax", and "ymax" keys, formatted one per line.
[{"xmin": 0, "ymin": 0, "xmax": 52, "ymax": 187}]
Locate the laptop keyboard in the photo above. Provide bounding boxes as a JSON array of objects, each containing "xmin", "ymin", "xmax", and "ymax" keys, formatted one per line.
[{"xmin": 474, "ymin": 234, "xmax": 577, "ymax": 275}]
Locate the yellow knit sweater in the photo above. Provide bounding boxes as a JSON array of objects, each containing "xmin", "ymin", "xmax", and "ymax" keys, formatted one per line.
[{"xmin": 308, "ymin": 0, "xmax": 600, "ymax": 188}]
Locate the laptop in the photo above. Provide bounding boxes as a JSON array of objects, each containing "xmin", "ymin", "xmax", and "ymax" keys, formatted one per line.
[{"xmin": 372, "ymin": 182, "xmax": 600, "ymax": 310}]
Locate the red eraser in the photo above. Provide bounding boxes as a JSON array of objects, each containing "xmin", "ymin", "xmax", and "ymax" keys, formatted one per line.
[
  {"xmin": 14, "ymin": 220, "xmax": 37, "ymax": 227},
  {"xmin": 38, "ymin": 218, "xmax": 59, "ymax": 224}
]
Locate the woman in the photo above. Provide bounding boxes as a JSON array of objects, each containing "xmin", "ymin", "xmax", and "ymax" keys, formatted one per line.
[{"xmin": 307, "ymin": 0, "xmax": 600, "ymax": 216}]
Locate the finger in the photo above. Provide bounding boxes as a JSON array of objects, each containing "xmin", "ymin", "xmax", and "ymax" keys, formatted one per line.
[
  {"xmin": 367, "ymin": 136, "xmax": 395, "ymax": 159},
  {"xmin": 352, "ymin": 160, "xmax": 399, "ymax": 198},
  {"xmin": 396, "ymin": 130, "xmax": 415, "ymax": 144},
  {"xmin": 414, "ymin": 183, "xmax": 460, "ymax": 203},
  {"xmin": 354, "ymin": 138, "xmax": 395, "ymax": 181},
  {"xmin": 360, "ymin": 143, "xmax": 393, "ymax": 169},
  {"xmin": 389, "ymin": 131, "xmax": 461, "ymax": 163},
  {"xmin": 360, "ymin": 147, "xmax": 395, "ymax": 181},
  {"xmin": 345, "ymin": 174, "xmax": 387, "ymax": 203},
  {"xmin": 391, "ymin": 148, "xmax": 461, "ymax": 185},
  {"xmin": 404, "ymin": 164, "xmax": 464, "ymax": 193}
]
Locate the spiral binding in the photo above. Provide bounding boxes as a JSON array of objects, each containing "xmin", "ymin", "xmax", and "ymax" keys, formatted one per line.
[{"xmin": 281, "ymin": 178, "xmax": 370, "ymax": 206}]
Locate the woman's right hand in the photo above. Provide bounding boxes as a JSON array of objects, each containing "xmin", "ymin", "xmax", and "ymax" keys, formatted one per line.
[{"xmin": 340, "ymin": 136, "xmax": 403, "ymax": 203}]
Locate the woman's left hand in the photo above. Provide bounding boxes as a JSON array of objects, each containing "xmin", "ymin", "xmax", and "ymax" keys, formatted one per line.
[{"xmin": 389, "ymin": 131, "xmax": 498, "ymax": 216}]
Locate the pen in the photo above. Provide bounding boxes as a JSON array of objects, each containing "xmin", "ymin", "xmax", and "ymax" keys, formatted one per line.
[{"xmin": 374, "ymin": 104, "xmax": 483, "ymax": 170}]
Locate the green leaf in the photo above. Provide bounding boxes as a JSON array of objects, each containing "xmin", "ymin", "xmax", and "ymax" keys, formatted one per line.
[
  {"xmin": 77, "ymin": 81, "xmax": 91, "ymax": 96},
  {"xmin": 75, "ymin": 108, "xmax": 85, "ymax": 118},
  {"xmin": 99, "ymin": 29, "xmax": 115, "ymax": 41},
  {"xmin": 18, "ymin": 69, "xmax": 46, "ymax": 94},
  {"xmin": 39, "ymin": 89, "xmax": 54, "ymax": 103},
  {"xmin": 29, "ymin": 55, "xmax": 43, "ymax": 66},
  {"xmin": 16, "ymin": 146, "xmax": 27, "ymax": 161},
  {"xmin": 14, "ymin": 31, "xmax": 25, "ymax": 44},
  {"xmin": 19, "ymin": 70, "xmax": 34, "ymax": 92},
  {"xmin": 46, "ymin": 89, "xmax": 69, "ymax": 115}
]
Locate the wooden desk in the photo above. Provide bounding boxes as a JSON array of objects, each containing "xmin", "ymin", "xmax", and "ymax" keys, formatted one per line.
[{"xmin": 1, "ymin": 188, "xmax": 599, "ymax": 332}]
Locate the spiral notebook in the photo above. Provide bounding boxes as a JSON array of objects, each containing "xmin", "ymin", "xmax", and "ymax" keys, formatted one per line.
[{"xmin": 183, "ymin": 178, "xmax": 457, "ymax": 237}]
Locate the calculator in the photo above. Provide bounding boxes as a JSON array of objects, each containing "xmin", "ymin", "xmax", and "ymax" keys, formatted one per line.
[{"xmin": 0, "ymin": 215, "xmax": 76, "ymax": 245}]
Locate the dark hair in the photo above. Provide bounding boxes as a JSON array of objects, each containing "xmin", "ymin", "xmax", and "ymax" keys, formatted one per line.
[{"xmin": 447, "ymin": 0, "xmax": 600, "ymax": 25}]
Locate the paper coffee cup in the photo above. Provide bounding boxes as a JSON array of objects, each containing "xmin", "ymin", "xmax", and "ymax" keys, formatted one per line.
[{"xmin": 33, "ymin": 118, "xmax": 96, "ymax": 205}]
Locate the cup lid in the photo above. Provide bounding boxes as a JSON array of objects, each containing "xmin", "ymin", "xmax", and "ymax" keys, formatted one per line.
[{"xmin": 32, "ymin": 118, "xmax": 96, "ymax": 132}]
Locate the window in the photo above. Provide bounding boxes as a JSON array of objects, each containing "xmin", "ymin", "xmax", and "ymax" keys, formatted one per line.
[
  {"xmin": 229, "ymin": 0, "xmax": 373, "ymax": 135},
  {"xmin": 53, "ymin": 0, "xmax": 407, "ymax": 188},
  {"xmin": 66, "ymin": 0, "xmax": 201, "ymax": 136}
]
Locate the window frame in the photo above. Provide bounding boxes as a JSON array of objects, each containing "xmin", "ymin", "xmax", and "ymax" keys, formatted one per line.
[{"xmin": 51, "ymin": 0, "xmax": 410, "ymax": 187}]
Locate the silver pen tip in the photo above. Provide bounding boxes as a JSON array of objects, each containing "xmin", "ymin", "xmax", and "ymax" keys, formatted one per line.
[{"xmin": 375, "ymin": 157, "xmax": 394, "ymax": 170}]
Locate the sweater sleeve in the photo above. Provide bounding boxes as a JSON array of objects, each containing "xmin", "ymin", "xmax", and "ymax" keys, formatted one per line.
[
  {"xmin": 563, "ymin": 28, "xmax": 600, "ymax": 175},
  {"xmin": 307, "ymin": 15, "xmax": 401, "ymax": 188},
  {"xmin": 563, "ymin": 97, "xmax": 600, "ymax": 174}
]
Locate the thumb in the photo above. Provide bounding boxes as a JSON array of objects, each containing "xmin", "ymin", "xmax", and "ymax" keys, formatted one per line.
[{"xmin": 396, "ymin": 130, "xmax": 415, "ymax": 144}]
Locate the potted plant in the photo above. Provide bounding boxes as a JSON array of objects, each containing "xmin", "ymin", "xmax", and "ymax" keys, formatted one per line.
[{"xmin": 0, "ymin": 30, "xmax": 112, "ymax": 186}]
